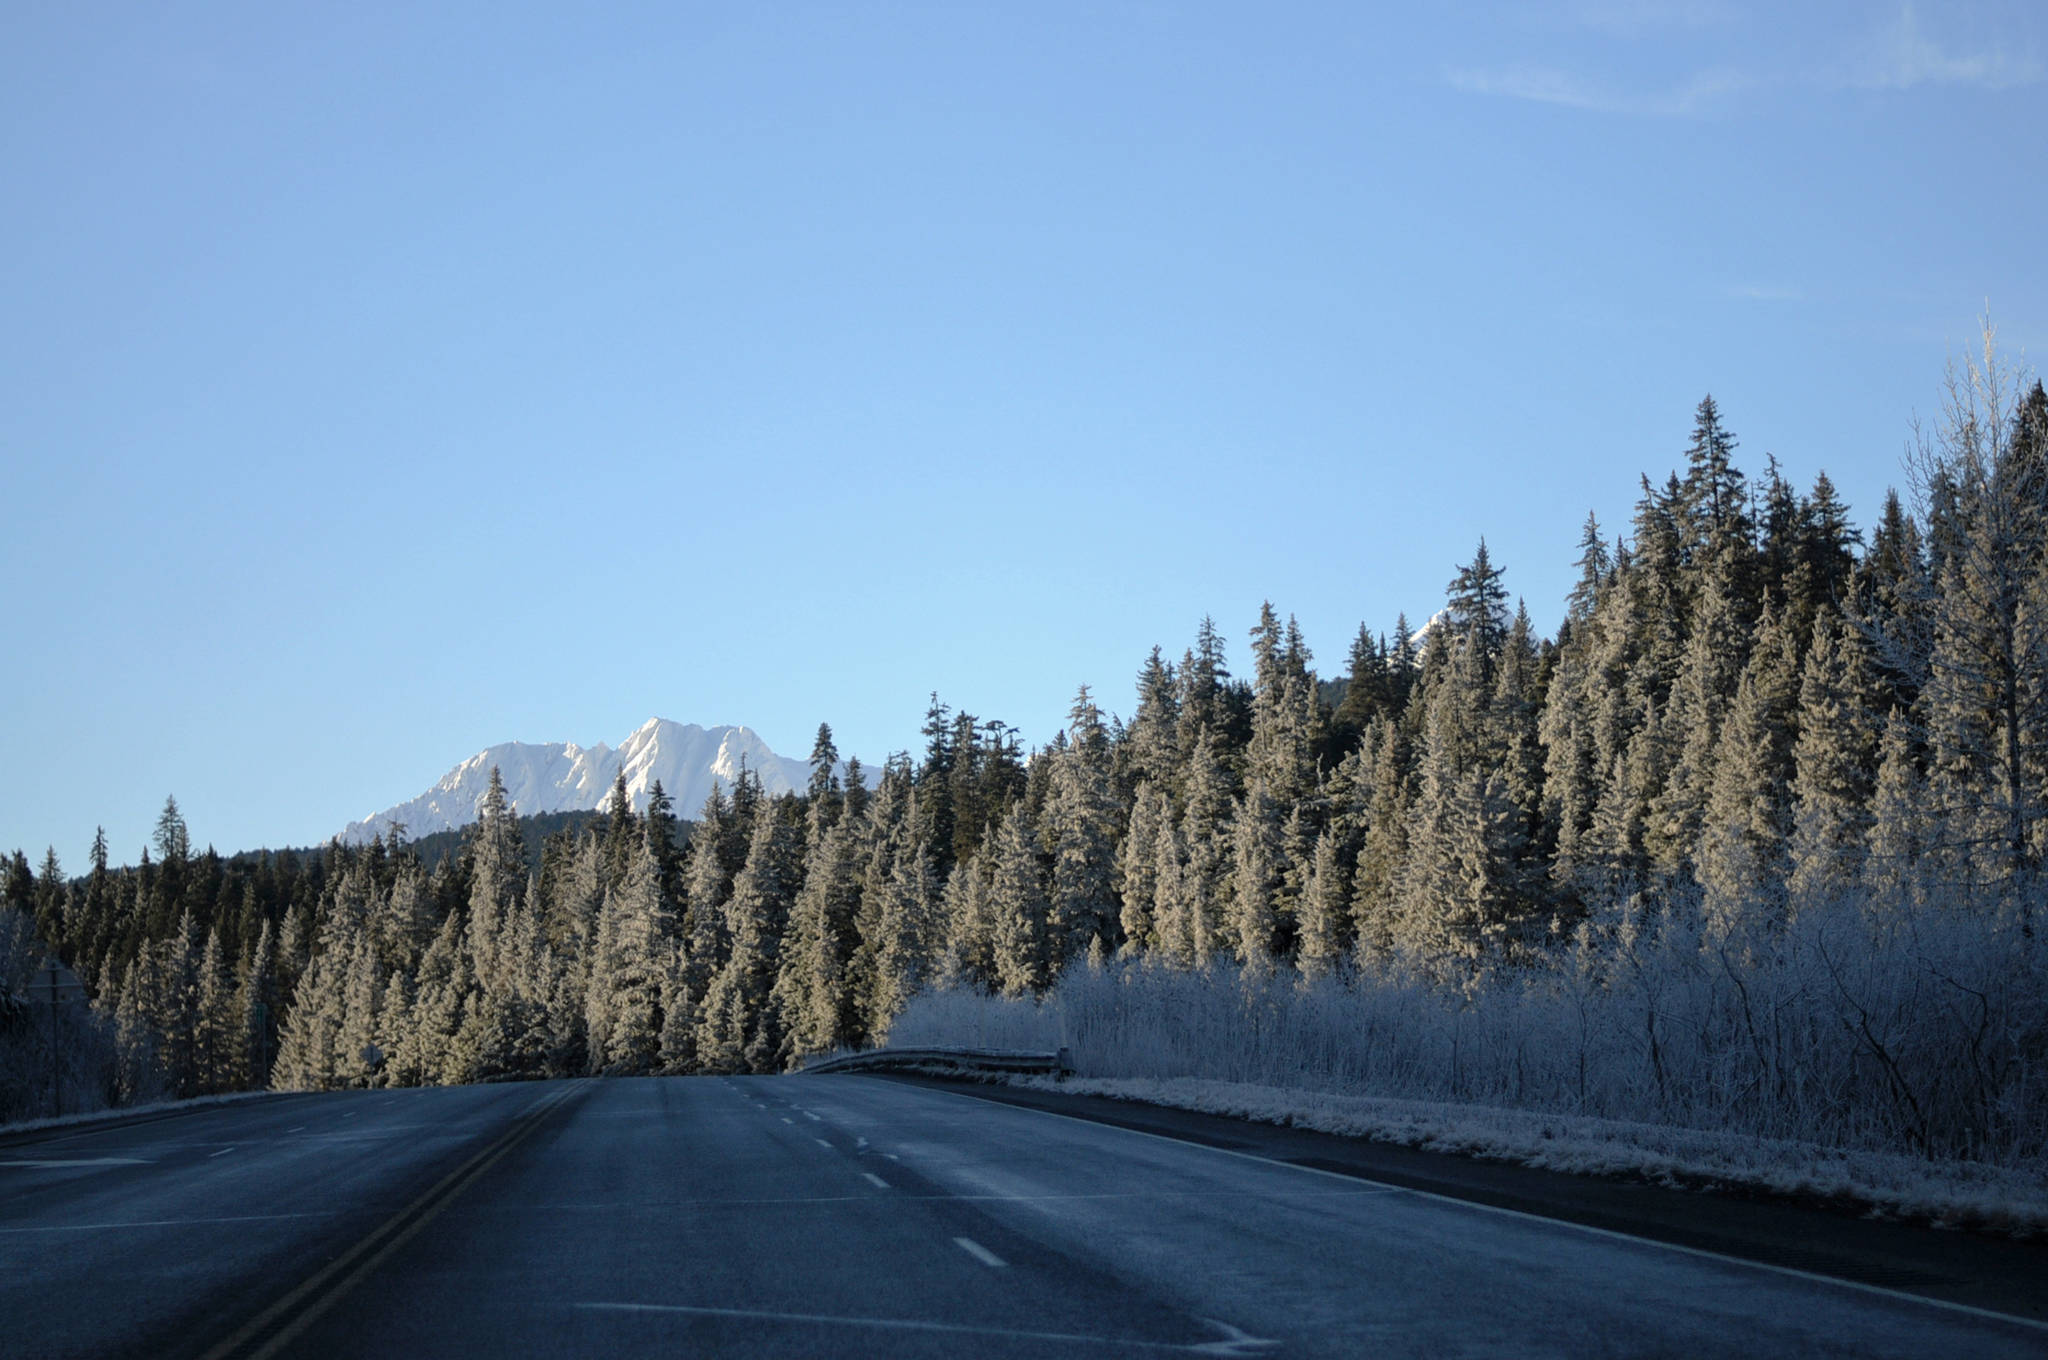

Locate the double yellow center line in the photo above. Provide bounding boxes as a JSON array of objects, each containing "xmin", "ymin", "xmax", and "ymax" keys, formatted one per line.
[{"xmin": 200, "ymin": 1081, "xmax": 585, "ymax": 1360}]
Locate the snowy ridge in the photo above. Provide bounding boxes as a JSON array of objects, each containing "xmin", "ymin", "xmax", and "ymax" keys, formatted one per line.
[{"xmin": 340, "ymin": 719, "xmax": 830, "ymax": 844}]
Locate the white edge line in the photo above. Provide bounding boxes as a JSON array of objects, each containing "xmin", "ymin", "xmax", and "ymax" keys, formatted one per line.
[
  {"xmin": 0, "ymin": 1157, "xmax": 153, "ymax": 1167},
  {"xmin": 0, "ymin": 1212, "xmax": 330, "ymax": 1233},
  {"xmin": 905, "ymin": 1082, "xmax": 2048, "ymax": 1336}
]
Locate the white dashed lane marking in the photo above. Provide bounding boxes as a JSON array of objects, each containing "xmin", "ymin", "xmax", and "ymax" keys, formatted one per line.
[
  {"xmin": 0, "ymin": 1158, "xmax": 150, "ymax": 1168},
  {"xmin": 954, "ymin": 1237, "xmax": 1006, "ymax": 1268}
]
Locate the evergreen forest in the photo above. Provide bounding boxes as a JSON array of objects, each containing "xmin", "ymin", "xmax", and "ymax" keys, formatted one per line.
[{"xmin": 5, "ymin": 341, "xmax": 2046, "ymax": 1168}]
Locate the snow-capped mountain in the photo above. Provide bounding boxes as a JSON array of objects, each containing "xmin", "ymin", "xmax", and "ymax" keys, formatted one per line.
[{"xmin": 340, "ymin": 719, "xmax": 829, "ymax": 844}]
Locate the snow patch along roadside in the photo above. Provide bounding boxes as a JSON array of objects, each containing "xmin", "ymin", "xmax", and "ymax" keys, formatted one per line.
[{"xmin": 1005, "ymin": 1074, "xmax": 2048, "ymax": 1239}]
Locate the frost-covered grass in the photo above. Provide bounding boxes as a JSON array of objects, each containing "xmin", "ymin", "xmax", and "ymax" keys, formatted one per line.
[
  {"xmin": 887, "ymin": 895, "xmax": 2048, "ymax": 1233},
  {"xmin": 1007, "ymin": 1075, "xmax": 2048, "ymax": 1237},
  {"xmin": 0, "ymin": 1089, "xmax": 280, "ymax": 1140}
]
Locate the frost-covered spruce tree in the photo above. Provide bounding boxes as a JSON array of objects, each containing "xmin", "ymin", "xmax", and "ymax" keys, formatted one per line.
[
  {"xmin": 1697, "ymin": 605, "xmax": 1801, "ymax": 931},
  {"xmin": 370, "ymin": 861, "xmax": 435, "ymax": 978},
  {"xmin": 1625, "ymin": 474, "xmax": 1691, "ymax": 724},
  {"xmin": 698, "ymin": 800, "xmax": 803, "ymax": 1073},
  {"xmin": 1787, "ymin": 610, "xmax": 1881, "ymax": 909},
  {"xmin": 1175, "ymin": 617, "xmax": 1237, "ymax": 769},
  {"xmin": 1541, "ymin": 548, "xmax": 1609, "ymax": 896},
  {"xmin": 334, "ymin": 931, "xmax": 384, "ymax": 1088},
  {"xmin": 1646, "ymin": 554, "xmax": 1748, "ymax": 884},
  {"xmin": 1149, "ymin": 818, "xmax": 1191, "ymax": 965},
  {"xmin": 938, "ymin": 832, "xmax": 998, "ymax": 990},
  {"xmin": 194, "ymin": 928, "xmax": 239, "ymax": 1094},
  {"xmin": 465, "ymin": 766, "xmax": 526, "ymax": 989},
  {"xmin": 1393, "ymin": 624, "xmax": 1533, "ymax": 967},
  {"xmin": 1177, "ymin": 727, "xmax": 1235, "ymax": 967},
  {"xmin": 1294, "ymin": 828, "xmax": 1350, "ymax": 980},
  {"xmin": 1330, "ymin": 622, "xmax": 1392, "ymax": 753},
  {"xmin": 1319, "ymin": 738, "xmax": 1374, "ymax": 868},
  {"xmin": 807, "ymin": 722, "xmax": 842, "ymax": 810},
  {"xmin": 410, "ymin": 912, "xmax": 472, "ymax": 1086},
  {"xmin": 770, "ymin": 808, "xmax": 861, "ymax": 1065},
  {"xmin": 535, "ymin": 830, "xmax": 590, "ymax": 967},
  {"xmin": 860, "ymin": 835, "xmax": 940, "ymax": 1041},
  {"xmin": 1556, "ymin": 541, "xmax": 1651, "ymax": 897},
  {"xmin": 374, "ymin": 969, "xmax": 418, "ymax": 1087},
  {"xmin": 1116, "ymin": 781, "xmax": 1169, "ymax": 952},
  {"xmin": 1246, "ymin": 605, "xmax": 1321, "ymax": 810},
  {"xmin": 1349, "ymin": 717, "xmax": 1412, "ymax": 963},
  {"xmin": 1854, "ymin": 487, "xmax": 1929, "ymax": 717},
  {"xmin": 988, "ymin": 801, "xmax": 1052, "ymax": 997},
  {"xmin": 1584, "ymin": 694, "xmax": 1664, "ymax": 901},
  {"xmin": 1118, "ymin": 647, "xmax": 1180, "ymax": 801},
  {"xmin": 598, "ymin": 771, "xmax": 638, "ymax": 885},
  {"xmin": 666, "ymin": 819, "xmax": 727, "ymax": 1071},
  {"xmin": 1275, "ymin": 801, "xmax": 1315, "ymax": 953},
  {"xmin": 271, "ymin": 938, "xmax": 342, "ymax": 1091},
  {"xmin": 1044, "ymin": 687, "xmax": 1119, "ymax": 965},
  {"xmin": 847, "ymin": 758, "xmax": 913, "ymax": 1036},
  {"xmin": 237, "ymin": 918, "xmax": 276, "ymax": 1089},
  {"xmin": 1443, "ymin": 541, "xmax": 1509, "ymax": 681},
  {"xmin": 587, "ymin": 835, "xmax": 675, "ymax": 1075},
  {"xmin": 153, "ymin": 912, "xmax": 201, "ymax": 1097},
  {"xmin": 1224, "ymin": 778, "xmax": 1283, "ymax": 969},
  {"xmin": 1493, "ymin": 600, "xmax": 1545, "ymax": 779},
  {"xmin": 1676, "ymin": 395, "xmax": 1754, "ymax": 580},
  {"xmin": 1863, "ymin": 711, "xmax": 1928, "ymax": 910},
  {"xmin": 111, "ymin": 960, "xmax": 161, "ymax": 1103}
]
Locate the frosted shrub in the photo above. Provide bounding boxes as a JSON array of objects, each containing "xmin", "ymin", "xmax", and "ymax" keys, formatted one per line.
[
  {"xmin": 0, "ymin": 905, "xmax": 125, "ymax": 1123},
  {"xmin": 889, "ymin": 889, "xmax": 2048, "ymax": 1166}
]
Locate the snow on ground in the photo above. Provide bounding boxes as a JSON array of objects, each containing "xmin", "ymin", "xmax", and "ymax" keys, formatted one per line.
[{"xmin": 1007, "ymin": 1073, "xmax": 2048, "ymax": 1238}]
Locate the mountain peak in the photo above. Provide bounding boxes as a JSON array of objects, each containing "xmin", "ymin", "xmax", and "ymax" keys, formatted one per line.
[{"xmin": 340, "ymin": 719, "xmax": 830, "ymax": 844}]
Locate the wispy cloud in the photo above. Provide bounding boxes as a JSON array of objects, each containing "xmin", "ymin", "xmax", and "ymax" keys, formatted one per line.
[
  {"xmin": 1449, "ymin": 3, "xmax": 2039, "ymax": 116},
  {"xmin": 1444, "ymin": 63, "xmax": 1748, "ymax": 116},
  {"xmin": 1830, "ymin": 4, "xmax": 2041, "ymax": 91}
]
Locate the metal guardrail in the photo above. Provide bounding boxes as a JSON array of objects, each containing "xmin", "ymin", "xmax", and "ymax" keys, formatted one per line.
[{"xmin": 801, "ymin": 1046, "xmax": 1074, "ymax": 1078}]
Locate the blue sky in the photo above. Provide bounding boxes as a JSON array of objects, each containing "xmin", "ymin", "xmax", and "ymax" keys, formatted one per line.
[{"xmin": 5, "ymin": 2, "xmax": 2044, "ymax": 867}]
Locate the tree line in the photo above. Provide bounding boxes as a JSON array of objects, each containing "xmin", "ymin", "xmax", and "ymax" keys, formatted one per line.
[{"xmin": 4, "ymin": 336, "xmax": 2044, "ymax": 1125}]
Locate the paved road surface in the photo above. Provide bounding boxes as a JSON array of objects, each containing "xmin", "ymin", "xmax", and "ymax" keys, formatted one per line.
[{"xmin": 2, "ymin": 1076, "xmax": 2043, "ymax": 1358}]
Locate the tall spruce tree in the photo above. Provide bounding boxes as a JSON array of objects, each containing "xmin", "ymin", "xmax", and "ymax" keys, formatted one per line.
[
  {"xmin": 1787, "ymin": 611, "xmax": 1881, "ymax": 908},
  {"xmin": 987, "ymin": 801, "xmax": 1053, "ymax": 996},
  {"xmin": 1044, "ymin": 687, "xmax": 1119, "ymax": 965}
]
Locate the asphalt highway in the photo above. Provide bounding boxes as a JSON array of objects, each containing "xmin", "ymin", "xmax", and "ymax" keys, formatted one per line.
[{"xmin": 2, "ymin": 1076, "xmax": 2043, "ymax": 1358}]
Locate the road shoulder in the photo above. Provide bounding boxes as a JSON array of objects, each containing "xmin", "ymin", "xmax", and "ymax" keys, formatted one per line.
[{"xmin": 874, "ymin": 1072, "xmax": 2048, "ymax": 1328}]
